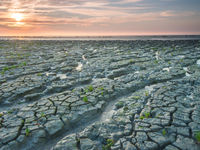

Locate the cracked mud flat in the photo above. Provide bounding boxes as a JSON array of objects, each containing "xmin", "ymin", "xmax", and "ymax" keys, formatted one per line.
[{"xmin": 0, "ymin": 40, "xmax": 200, "ymax": 150}]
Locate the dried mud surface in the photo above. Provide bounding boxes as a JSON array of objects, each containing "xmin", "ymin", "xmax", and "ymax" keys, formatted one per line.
[{"xmin": 0, "ymin": 40, "xmax": 200, "ymax": 150}]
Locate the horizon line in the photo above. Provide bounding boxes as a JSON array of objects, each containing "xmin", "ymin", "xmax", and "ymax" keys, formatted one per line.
[{"xmin": 1, "ymin": 34, "xmax": 200, "ymax": 38}]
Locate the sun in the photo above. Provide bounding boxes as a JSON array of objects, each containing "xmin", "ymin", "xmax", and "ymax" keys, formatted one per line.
[{"xmin": 11, "ymin": 13, "xmax": 24, "ymax": 22}]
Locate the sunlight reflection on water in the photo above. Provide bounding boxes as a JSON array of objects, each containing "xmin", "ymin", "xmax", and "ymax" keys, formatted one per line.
[{"xmin": 76, "ymin": 62, "xmax": 83, "ymax": 71}]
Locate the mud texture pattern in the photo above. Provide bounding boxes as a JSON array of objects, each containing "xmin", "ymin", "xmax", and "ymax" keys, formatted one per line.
[{"xmin": 0, "ymin": 40, "xmax": 200, "ymax": 150}]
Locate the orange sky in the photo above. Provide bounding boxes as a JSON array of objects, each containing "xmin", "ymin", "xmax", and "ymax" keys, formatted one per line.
[{"xmin": 0, "ymin": 0, "xmax": 200, "ymax": 36}]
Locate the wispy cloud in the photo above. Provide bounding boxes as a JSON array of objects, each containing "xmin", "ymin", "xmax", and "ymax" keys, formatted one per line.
[{"xmin": 160, "ymin": 10, "xmax": 196, "ymax": 17}]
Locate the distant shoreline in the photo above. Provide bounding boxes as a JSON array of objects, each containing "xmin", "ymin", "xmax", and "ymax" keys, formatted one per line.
[{"xmin": 1, "ymin": 35, "xmax": 200, "ymax": 41}]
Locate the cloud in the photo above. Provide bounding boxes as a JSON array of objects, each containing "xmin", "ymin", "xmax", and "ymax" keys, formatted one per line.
[
  {"xmin": 0, "ymin": 0, "xmax": 200, "ymax": 35},
  {"xmin": 160, "ymin": 11, "xmax": 176, "ymax": 17},
  {"xmin": 114, "ymin": 0, "xmax": 143, "ymax": 4},
  {"xmin": 160, "ymin": 10, "xmax": 196, "ymax": 17}
]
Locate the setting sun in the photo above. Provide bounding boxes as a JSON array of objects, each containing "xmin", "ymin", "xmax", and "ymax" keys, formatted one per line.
[{"xmin": 11, "ymin": 13, "xmax": 24, "ymax": 22}]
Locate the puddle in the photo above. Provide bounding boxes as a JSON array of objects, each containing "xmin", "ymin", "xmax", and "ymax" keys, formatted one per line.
[
  {"xmin": 56, "ymin": 74, "xmax": 67, "ymax": 79},
  {"xmin": 155, "ymin": 51, "xmax": 159, "ymax": 60},
  {"xmin": 183, "ymin": 67, "xmax": 188, "ymax": 71},
  {"xmin": 176, "ymin": 55, "xmax": 185, "ymax": 59},
  {"xmin": 135, "ymin": 71, "xmax": 140, "ymax": 74},
  {"xmin": 76, "ymin": 62, "xmax": 83, "ymax": 71},
  {"xmin": 82, "ymin": 55, "xmax": 86, "ymax": 60},
  {"xmin": 187, "ymin": 94, "xmax": 194, "ymax": 99},
  {"xmin": 61, "ymin": 62, "xmax": 65, "ymax": 65},
  {"xmin": 163, "ymin": 67, "xmax": 172, "ymax": 72},
  {"xmin": 145, "ymin": 84, "xmax": 156, "ymax": 93},
  {"xmin": 183, "ymin": 67, "xmax": 191, "ymax": 77},
  {"xmin": 185, "ymin": 72, "xmax": 191, "ymax": 77},
  {"xmin": 197, "ymin": 60, "xmax": 200, "ymax": 66},
  {"xmin": 45, "ymin": 72, "xmax": 55, "ymax": 76}
]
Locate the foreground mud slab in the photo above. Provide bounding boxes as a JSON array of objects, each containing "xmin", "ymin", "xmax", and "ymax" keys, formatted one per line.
[{"xmin": 0, "ymin": 40, "xmax": 200, "ymax": 150}]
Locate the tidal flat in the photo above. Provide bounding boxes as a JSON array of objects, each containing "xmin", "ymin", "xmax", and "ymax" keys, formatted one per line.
[{"xmin": 0, "ymin": 39, "xmax": 200, "ymax": 150}]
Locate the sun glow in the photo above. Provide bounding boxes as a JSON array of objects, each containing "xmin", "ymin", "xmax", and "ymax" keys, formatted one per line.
[{"xmin": 11, "ymin": 13, "xmax": 24, "ymax": 22}]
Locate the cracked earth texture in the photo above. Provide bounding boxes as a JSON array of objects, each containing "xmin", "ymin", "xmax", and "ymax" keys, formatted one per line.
[{"xmin": 0, "ymin": 40, "xmax": 200, "ymax": 150}]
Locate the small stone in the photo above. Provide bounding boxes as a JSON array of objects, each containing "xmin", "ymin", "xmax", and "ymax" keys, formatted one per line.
[
  {"xmin": 123, "ymin": 141, "xmax": 137, "ymax": 150},
  {"xmin": 164, "ymin": 145, "xmax": 179, "ymax": 150},
  {"xmin": 45, "ymin": 119, "xmax": 64, "ymax": 135},
  {"xmin": 80, "ymin": 138, "xmax": 94, "ymax": 150},
  {"xmin": 148, "ymin": 132, "xmax": 172, "ymax": 147},
  {"xmin": 144, "ymin": 141, "xmax": 158, "ymax": 149},
  {"xmin": 53, "ymin": 134, "xmax": 78, "ymax": 150},
  {"xmin": 135, "ymin": 132, "xmax": 148, "ymax": 142}
]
